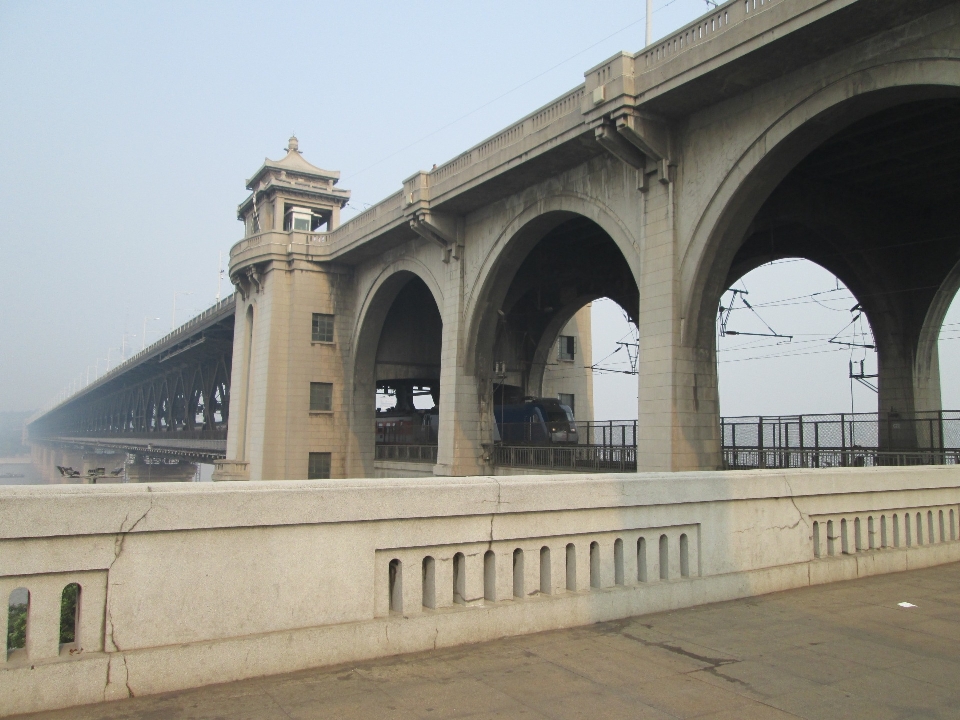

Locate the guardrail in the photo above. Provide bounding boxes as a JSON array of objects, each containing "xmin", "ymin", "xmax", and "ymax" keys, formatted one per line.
[
  {"xmin": 374, "ymin": 445, "xmax": 438, "ymax": 463},
  {"xmin": 722, "ymin": 411, "xmax": 960, "ymax": 469},
  {"xmin": 723, "ymin": 448, "xmax": 960, "ymax": 469},
  {"xmin": 494, "ymin": 444, "xmax": 637, "ymax": 472}
]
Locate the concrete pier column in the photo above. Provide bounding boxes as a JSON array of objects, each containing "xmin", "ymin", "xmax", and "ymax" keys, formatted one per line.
[
  {"xmin": 436, "ymin": 244, "xmax": 486, "ymax": 477},
  {"xmin": 637, "ymin": 176, "xmax": 721, "ymax": 471},
  {"xmin": 875, "ymin": 316, "xmax": 943, "ymax": 451}
]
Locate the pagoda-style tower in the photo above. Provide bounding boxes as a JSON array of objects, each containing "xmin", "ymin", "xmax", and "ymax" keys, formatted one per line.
[
  {"xmin": 237, "ymin": 135, "xmax": 350, "ymax": 236},
  {"xmin": 216, "ymin": 138, "xmax": 352, "ymax": 482}
]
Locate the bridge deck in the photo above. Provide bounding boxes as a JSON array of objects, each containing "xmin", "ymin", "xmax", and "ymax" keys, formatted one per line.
[{"xmin": 17, "ymin": 562, "xmax": 960, "ymax": 720}]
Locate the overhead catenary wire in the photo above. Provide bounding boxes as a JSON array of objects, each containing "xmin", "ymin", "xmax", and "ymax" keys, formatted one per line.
[{"xmin": 342, "ymin": 0, "xmax": 684, "ymax": 185}]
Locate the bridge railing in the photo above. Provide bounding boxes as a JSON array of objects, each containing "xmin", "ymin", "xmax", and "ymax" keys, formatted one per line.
[
  {"xmin": 721, "ymin": 411, "xmax": 960, "ymax": 469},
  {"xmin": 638, "ymin": 0, "xmax": 786, "ymax": 74},
  {"xmin": 494, "ymin": 444, "xmax": 637, "ymax": 473},
  {"xmin": 374, "ymin": 445, "xmax": 439, "ymax": 464},
  {"xmin": 492, "ymin": 412, "xmax": 960, "ymax": 472},
  {"xmin": 31, "ymin": 294, "xmax": 236, "ymax": 421}
]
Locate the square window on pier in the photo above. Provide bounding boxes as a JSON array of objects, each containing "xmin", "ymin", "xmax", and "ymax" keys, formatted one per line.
[
  {"xmin": 558, "ymin": 393, "xmax": 575, "ymax": 414},
  {"xmin": 312, "ymin": 313, "xmax": 335, "ymax": 343},
  {"xmin": 558, "ymin": 335, "xmax": 575, "ymax": 362},
  {"xmin": 310, "ymin": 382, "xmax": 333, "ymax": 412},
  {"xmin": 308, "ymin": 452, "xmax": 331, "ymax": 479}
]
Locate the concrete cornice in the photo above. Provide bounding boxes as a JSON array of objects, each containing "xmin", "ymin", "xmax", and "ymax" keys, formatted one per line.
[{"xmin": 226, "ymin": 0, "xmax": 943, "ymax": 269}]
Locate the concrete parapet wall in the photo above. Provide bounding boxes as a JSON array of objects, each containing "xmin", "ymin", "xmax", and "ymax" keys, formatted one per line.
[{"xmin": 1, "ymin": 465, "xmax": 959, "ymax": 715}]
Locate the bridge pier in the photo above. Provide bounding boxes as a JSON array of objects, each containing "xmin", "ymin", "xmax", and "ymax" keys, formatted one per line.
[
  {"xmin": 638, "ymin": 174, "xmax": 722, "ymax": 472},
  {"xmin": 436, "ymin": 251, "xmax": 487, "ymax": 477}
]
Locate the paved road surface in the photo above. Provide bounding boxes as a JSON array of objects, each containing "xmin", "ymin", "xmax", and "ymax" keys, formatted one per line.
[{"xmin": 15, "ymin": 563, "xmax": 960, "ymax": 719}]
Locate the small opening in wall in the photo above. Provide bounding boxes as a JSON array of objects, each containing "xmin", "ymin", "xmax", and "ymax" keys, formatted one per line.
[
  {"xmin": 637, "ymin": 537, "xmax": 647, "ymax": 582},
  {"xmin": 589, "ymin": 542, "xmax": 600, "ymax": 589},
  {"xmin": 854, "ymin": 517, "xmax": 862, "ymax": 552},
  {"xmin": 59, "ymin": 583, "xmax": 81, "ymax": 648},
  {"xmin": 659, "ymin": 535, "xmax": 669, "ymax": 580},
  {"xmin": 513, "ymin": 548, "xmax": 524, "ymax": 598},
  {"xmin": 928, "ymin": 511, "xmax": 935, "ymax": 544},
  {"xmin": 894, "ymin": 514, "xmax": 901, "ymax": 547},
  {"xmin": 680, "ymin": 534, "xmax": 690, "ymax": 577},
  {"xmin": 841, "ymin": 518, "xmax": 849, "ymax": 554},
  {"xmin": 422, "ymin": 556, "xmax": 436, "ymax": 610},
  {"xmin": 905, "ymin": 514, "xmax": 912, "ymax": 546},
  {"xmin": 917, "ymin": 512, "xmax": 923, "ymax": 545},
  {"xmin": 614, "ymin": 538, "xmax": 624, "ymax": 585},
  {"xmin": 827, "ymin": 520, "xmax": 836, "ymax": 555},
  {"xmin": 388, "ymin": 559, "xmax": 402, "ymax": 614},
  {"xmin": 484, "ymin": 550, "xmax": 496, "ymax": 602},
  {"xmin": 813, "ymin": 521, "xmax": 821, "ymax": 557},
  {"xmin": 7, "ymin": 588, "xmax": 28, "ymax": 659},
  {"xmin": 940, "ymin": 510, "xmax": 946, "ymax": 542},
  {"xmin": 540, "ymin": 546, "xmax": 552, "ymax": 594},
  {"xmin": 951, "ymin": 509, "xmax": 957, "ymax": 541},
  {"xmin": 453, "ymin": 552, "xmax": 466, "ymax": 604},
  {"xmin": 566, "ymin": 543, "xmax": 577, "ymax": 591},
  {"xmin": 880, "ymin": 515, "xmax": 888, "ymax": 548}
]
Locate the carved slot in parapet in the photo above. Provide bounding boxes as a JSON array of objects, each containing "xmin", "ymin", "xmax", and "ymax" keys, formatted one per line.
[
  {"xmin": 373, "ymin": 523, "xmax": 700, "ymax": 618},
  {"xmin": 0, "ymin": 570, "xmax": 107, "ymax": 665},
  {"xmin": 811, "ymin": 503, "xmax": 960, "ymax": 558}
]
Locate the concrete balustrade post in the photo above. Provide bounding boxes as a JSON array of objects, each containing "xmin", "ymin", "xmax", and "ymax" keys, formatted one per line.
[
  {"xmin": 434, "ymin": 555, "xmax": 454, "ymax": 608},
  {"xmin": 573, "ymin": 544, "xmax": 590, "ymax": 591},
  {"xmin": 401, "ymin": 557, "xmax": 422, "ymax": 616},
  {"xmin": 525, "ymin": 545, "xmax": 542, "ymax": 598},
  {"xmin": 495, "ymin": 548, "xmax": 514, "ymax": 602},
  {"xmin": 457, "ymin": 552, "xmax": 483, "ymax": 606},
  {"xmin": 26, "ymin": 580, "xmax": 61, "ymax": 661},
  {"xmin": 624, "ymin": 535, "xmax": 640, "ymax": 585}
]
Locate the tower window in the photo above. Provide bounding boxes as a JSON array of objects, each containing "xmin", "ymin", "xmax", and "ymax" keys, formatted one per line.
[
  {"xmin": 284, "ymin": 205, "xmax": 319, "ymax": 232},
  {"xmin": 558, "ymin": 335, "xmax": 575, "ymax": 362},
  {"xmin": 308, "ymin": 452, "xmax": 331, "ymax": 479},
  {"xmin": 558, "ymin": 393, "xmax": 575, "ymax": 414},
  {"xmin": 310, "ymin": 382, "xmax": 333, "ymax": 412},
  {"xmin": 312, "ymin": 313, "xmax": 334, "ymax": 343}
]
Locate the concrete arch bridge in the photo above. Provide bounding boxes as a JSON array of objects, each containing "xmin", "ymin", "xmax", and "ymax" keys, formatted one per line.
[{"xmin": 28, "ymin": 0, "xmax": 960, "ymax": 481}]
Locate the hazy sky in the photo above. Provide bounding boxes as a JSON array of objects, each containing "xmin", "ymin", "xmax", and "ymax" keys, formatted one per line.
[{"xmin": 2, "ymin": 1, "xmax": 957, "ymax": 419}]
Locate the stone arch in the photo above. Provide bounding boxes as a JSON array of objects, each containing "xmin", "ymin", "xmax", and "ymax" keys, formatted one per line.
[
  {"xmin": 682, "ymin": 59, "xmax": 960, "ymax": 351},
  {"xmin": 350, "ymin": 259, "xmax": 444, "ymax": 357},
  {"xmin": 465, "ymin": 192, "xmax": 641, "ymax": 379},
  {"xmin": 348, "ymin": 263, "xmax": 445, "ymax": 477},
  {"xmin": 915, "ymin": 256, "xmax": 960, "ymax": 414},
  {"xmin": 670, "ymin": 59, "xmax": 960, "ymax": 463},
  {"xmin": 526, "ymin": 293, "xmax": 605, "ymax": 398}
]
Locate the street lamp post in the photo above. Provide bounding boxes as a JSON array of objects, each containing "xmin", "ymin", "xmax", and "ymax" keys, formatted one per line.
[
  {"xmin": 172, "ymin": 291, "xmax": 194, "ymax": 331},
  {"xmin": 142, "ymin": 316, "xmax": 161, "ymax": 351},
  {"xmin": 646, "ymin": 0, "xmax": 653, "ymax": 46}
]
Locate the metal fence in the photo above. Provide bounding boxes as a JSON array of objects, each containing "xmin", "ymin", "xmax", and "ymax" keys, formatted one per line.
[
  {"xmin": 494, "ymin": 421, "xmax": 637, "ymax": 472},
  {"xmin": 373, "ymin": 411, "xmax": 960, "ymax": 472},
  {"xmin": 722, "ymin": 411, "xmax": 960, "ymax": 469},
  {"xmin": 495, "ymin": 421, "xmax": 637, "ymax": 447},
  {"xmin": 374, "ymin": 444, "xmax": 439, "ymax": 463},
  {"xmin": 493, "ymin": 444, "xmax": 636, "ymax": 472}
]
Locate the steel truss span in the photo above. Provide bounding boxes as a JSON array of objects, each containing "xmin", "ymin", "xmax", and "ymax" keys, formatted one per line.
[{"xmin": 28, "ymin": 297, "xmax": 234, "ymax": 460}]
